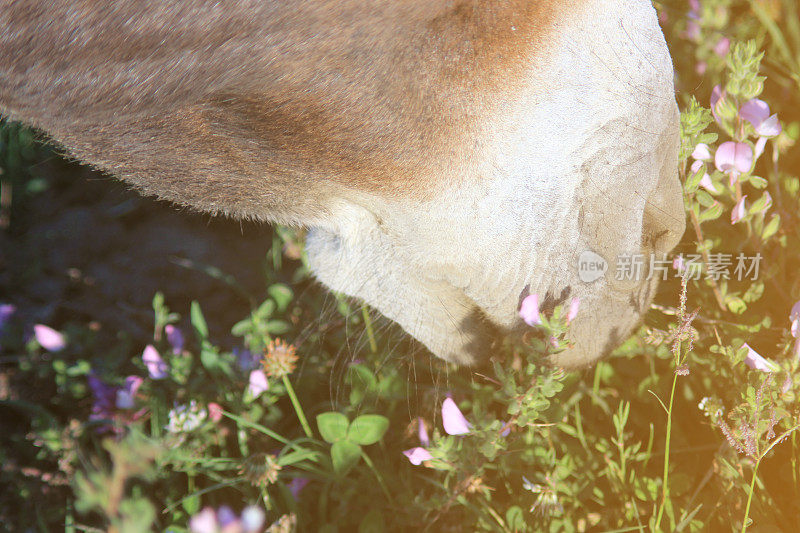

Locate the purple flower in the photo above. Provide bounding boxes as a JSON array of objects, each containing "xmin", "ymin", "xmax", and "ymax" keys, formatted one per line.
[
  {"xmin": 566, "ymin": 297, "xmax": 580, "ymax": 323},
  {"xmin": 417, "ymin": 417, "xmax": 430, "ymax": 447},
  {"xmin": 731, "ymin": 195, "xmax": 747, "ymax": 224},
  {"xmin": 742, "ymin": 343, "xmax": 778, "ymax": 372},
  {"xmin": 234, "ymin": 347, "xmax": 258, "ymax": 372},
  {"xmin": 0, "ymin": 303, "xmax": 14, "ymax": 331},
  {"xmin": 142, "ymin": 344, "xmax": 168, "ymax": 379},
  {"xmin": 87, "ymin": 373, "xmax": 147, "ymax": 435},
  {"xmin": 673, "ymin": 255, "xmax": 686, "ymax": 273},
  {"xmin": 519, "ymin": 294, "xmax": 542, "ymax": 326},
  {"xmin": 403, "ymin": 447, "xmax": 434, "ymax": 466},
  {"xmin": 165, "ymin": 324, "xmax": 184, "ymax": 354},
  {"xmin": 34, "ymin": 324, "xmax": 66, "ymax": 352},
  {"xmin": 217, "ymin": 506, "xmax": 237, "ymax": 528},
  {"xmin": 442, "ymin": 397, "xmax": 470, "ymax": 435},
  {"xmin": 248, "ymin": 369, "xmax": 269, "ymax": 398},
  {"xmin": 288, "ymin": 477, "xmax": 310, "ymax": 499},
  {"xmin": 115, "ymin": 376, "xmax": 143, "ymax": 410},
  {"xmin": 88, "ymin": 373, "xmax": 118, "ymax": 418},
  {"xmin": 790, "ymin": 301, "xmax": 800, "ymax": 339}
]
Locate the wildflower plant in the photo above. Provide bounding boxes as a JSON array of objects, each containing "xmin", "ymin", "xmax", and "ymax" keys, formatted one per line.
[{"xmin": 4, "ymin": 3, "xmax": 800, "ymax": 532}]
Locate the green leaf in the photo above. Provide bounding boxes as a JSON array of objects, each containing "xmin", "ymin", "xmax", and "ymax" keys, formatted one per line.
[
  {"xmin": 348, "ymin": 415, "xmax": 389, "ymax": 446},
  {"xmin": 255, "ymin": 299, "xmax": 276, "ymax": 320},
  {"xmin": 358, "ymin": 509, "xmax": 386, "ymax": 533},
  {"xmin": 762, "ymin": 214, "xmax": 780, "ymax": 240},
  {"xmin": 506, "ymin": 506, "xmax": 527, "ymax": 530},
  {"xmin": 190, "ymin": 301, "xmax": 209, "ymax": 340},
  {"xmin": 726, "ymin": 296, "xmax": 748, "ymax": 315},
  {"xmin": 317, "ymin": 412, "xmax": 349, "ymax": 443},
  {"xmin": 695, "ymin": 189, "xmax": 714, "ymax": 207},
  {"xmin": 200, "ymin": 343, "xmax": 220, "ymax": 371},
  {"xmin": 331, "ymin": 440, "xmax": 361, "ymax": 474},
  {"xmin": 268, "ymin": 284, "xmax": 293, "ymax": 312},
  {"xmin": 265, "ymin": 320, "xmax": 291, "ymax": 335},
  {"xmin": 231, "ymin": 318, "xmax": 251, "ymax": 337},
  {"xmin": 182, "ymin": 493, "xmax": 200, "ymax": 515},
  {"xmin": 697, "ymin": 201, "xmax": 723, "ymax": 223}
]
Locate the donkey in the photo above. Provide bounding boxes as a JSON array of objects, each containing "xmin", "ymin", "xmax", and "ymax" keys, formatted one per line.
[{"xmin": 0, "ymin": 0, "xmax": 685, "ymax": 367}]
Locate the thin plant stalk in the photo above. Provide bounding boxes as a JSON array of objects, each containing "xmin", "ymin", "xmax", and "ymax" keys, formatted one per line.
[
  {"xmin": 282, "ymin": 374, "xmax": 313, "ymax": 439},
  {"xmin": 740, "ymin": 457, "xmax": 762, "ymax": 533},
  {"xmin": 653, "ymin": 369, "xmax": 679, "ymax": 532},
  {"xmin": 360, "ymin": 449, "xmax": 393, "ymax": 504},
  {"xmin": 361, "ymin": 304, "xmax": 378, "ymax": 353}
]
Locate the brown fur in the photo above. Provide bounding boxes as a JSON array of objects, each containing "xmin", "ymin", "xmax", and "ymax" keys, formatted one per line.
[{"xmin": 0, "ymin": 0, "xmax": 576, "ymax": 223}]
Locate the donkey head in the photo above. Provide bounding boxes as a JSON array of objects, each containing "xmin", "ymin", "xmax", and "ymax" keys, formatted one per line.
[{"xmin": 0, "ymin": 0, "xmax": 685, "ymax": 366}]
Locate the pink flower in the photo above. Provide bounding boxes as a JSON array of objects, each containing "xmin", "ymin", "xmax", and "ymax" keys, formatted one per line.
[
  {"xmin": 33, "ymin": 324, "xmax": 66, "ymax": 352},
  {"xmin": 740, "ymin": 99, "xmax": 781, "ymax": 137},
  {"xmin": 142, "ymin": 344, "xmax": 168, "ymax": 379},
  {"xmin": 692, "ymin": 143, "xmax": 713, "ymax": 161},
  {"xmin": 754, "ymin": 136, "xmax": 768, "ymax": 161},
  {"xmin": 685, "ymin": 21, "xmax": 701, "ymax": 40},
  {"xmin": 115, "ymin": 376, "xmax": 143, "ymax": 410},
  {"xmin": 731, "ymin": 195, "xmax": 747, "ymax": 224},
  {"xmin": 442, "ymin": 397, "xmax": 470, "ymax": 435},
  {"xmin": 742, "ymin": 343, "xmax": 778, "ymax": 372},
  {"xmin": 739, "ymin": 99, "xmax": 769, "ymax": 126},
  {"xmin": 755, "ymin": 114, "xmax": 781, "ymax": 137},
  {"xmin": 189, "ymin": 508, "xmax": 218, "ymax": 533},
  {"xmin": 417, "ymin": 417, "xmax": 430, "ymax": 447},
  {"xmin": 713, "ymin": 37, "xmax": 730, "ymax": 57},
  {"xmin": 248, "ymin": 369, "xmax": 269, "ymax": 398},
  {"xmin": 566, "ymin": 297, "xmax": 580, "ymax": 323},
  {"xmin": 519, "ymin": 294, "xmax": 542, "ymax": 326},
  {"xmin": 695, "ymin": 61, "xmax": 707, "ymax": 75},
  {"xmin": 715, "ymin": 141, "xmax": 752, "ymax": 184},
  {"xmin": 189, "ymin": 506, "xmax": 264, "ymax": 533},
  {"xmin": 790, "ymin": 301, "xmax": 800, "ymax": 338},
  {"xmin": 673, "ymin": 255, "xmax": 686, "ymax": 273},
  {"xmin": 207, "ymin": 402, "xmax": 224, "ymax": 422},
  {"xmin": 403, "ymin": 447, "xmax": 434, "ymax": 465},
  {"xmin": 690, "ymin": 160, "xmax": 717, "ymax": 193}
]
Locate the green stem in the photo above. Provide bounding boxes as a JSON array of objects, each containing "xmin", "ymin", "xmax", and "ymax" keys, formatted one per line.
[
  {"xmin": 653, "ymin": 371, "xmax": 679, "ymax": 532},
  {"xmin": 741, "ymin": 457, "xmax": 762, "ymax": 533},
  {"xmin": 360, "ymin": 449, "xmax": 393, "ymax": 504},
  {"xmin": 361, "ymin": 304, "xmax": 378, "ymax": 353},
  {"xmin": 282, "ymin": 375, "xmax": 313, "ymax": 439}
]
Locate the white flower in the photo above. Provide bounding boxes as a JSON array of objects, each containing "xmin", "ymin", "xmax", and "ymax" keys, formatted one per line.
[{"xmin": 166, "ymin": 400, "xmax": 207, "ymax": 433}]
